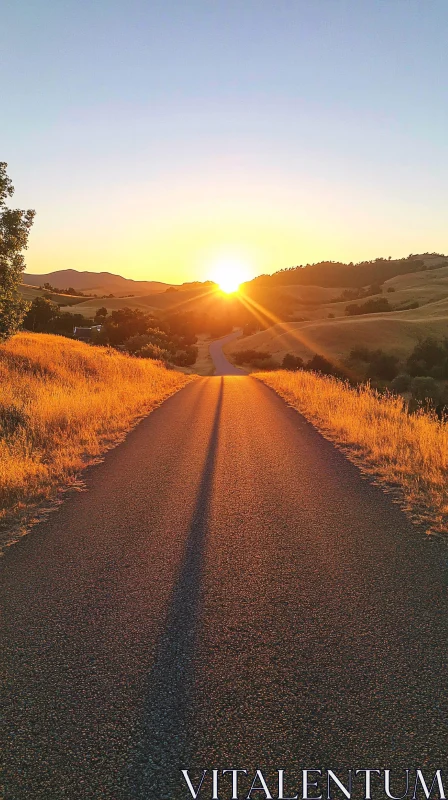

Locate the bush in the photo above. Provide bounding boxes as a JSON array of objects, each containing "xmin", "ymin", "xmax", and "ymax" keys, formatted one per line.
[
  {"xmin": 170, "ymin": 345, "xmax": 198, "ymax": 367},
  {"xmin": 411, "ymin": 376, "xmax": 442, "ymax": 405},
  {"xmin": 253, "ymin": 358, "xmax": 278, "ymax": 370},
  {"xmin": 124, "ymin": 334, "xmax": 152, "ymax": 354},
  {"xmin": 390, "ymin": 373, "xmax": 412, "ymax": 393},
  {"xmin": 138, "ymin": 343, "xmax": 170, "ymax": 361},
  {"xmin": 233, "ymin": 349, "xmax": 271, "ymax": 365},
  {"xmin": 306, "ymin": 354, "xmax": 343, "ymax": 378},
  {"xmin": 366, "ymin": 352, "xmax": 399, "ymax": 381},
  {"xmin": 345, "ymin": 298, "xmax": 392, "ymax": 316},
  {"xmin": 349, "ymin": 347, "xmax": 399, "ymax": 381},
  {"xmin": 282, "ymin": 353, "xmax": 304, "ymax": 370},
  {"xmin": 407, "ymin": 337, "xmax": 448, "ymax": 378}
]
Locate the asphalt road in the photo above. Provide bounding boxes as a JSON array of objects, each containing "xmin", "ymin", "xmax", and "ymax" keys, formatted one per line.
[
  {"xmin": 209, "ymin": 330, "xmax": 246, "ymax": 375},
  {"xmin": 1, "ymin": 362, "xmax": 447, "ymax": 798}
]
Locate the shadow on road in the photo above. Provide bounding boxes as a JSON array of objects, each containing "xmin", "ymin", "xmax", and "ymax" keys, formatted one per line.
[{"xmin": 129, "ymin": 378, "xmax": 224, "ymax": 798}]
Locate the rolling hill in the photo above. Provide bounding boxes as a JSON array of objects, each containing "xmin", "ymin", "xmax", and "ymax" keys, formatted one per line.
[
  {"xmin": 20, "ymin": 257, "xmax": 448, "ymax": 374},
  {"xmin": 245, "ymin": 253, "xmax": 448, "ymax": 290},
  {"xmin": 23, "ymin": 269, "xmax": 175, "ymax": 297},
  {"xmin": 20, "ymin": 283, "xmax": 87, "ymax": 306},
  {"xmin": 225, "ymin": 264, "xmax": 448, "ymax": 369},
  {"xmin": 61, "ymin": 284, "xmax": 219, "ymax": 317}
]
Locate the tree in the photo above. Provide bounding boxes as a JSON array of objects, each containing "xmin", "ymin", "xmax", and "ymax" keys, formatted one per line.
[
  {"xmin": 406, "ymin": 337, "xmax": 448, "ymax": 378},
  {"xmin": 23, "ymin": 297, "xmax": 59, "ymax": 332},
  {"xmin": 0, "ymin": 163, "xmax": 35, "ymax": 340},
  {"xmin": 282, "ymin": 353, "xmax": 304, "ymax": 370},
  {"xmin": 103, "ymin": 307, "xmax": 156, "ymax": 345},
  {"xmin": 95, "ymin": 306, "xmax": 108, "ymax": 320}
]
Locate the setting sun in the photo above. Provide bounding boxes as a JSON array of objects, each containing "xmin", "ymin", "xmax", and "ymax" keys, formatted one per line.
[{"xmin": 210, "ymin": 258, "xmax": 250, "ymax": 294}]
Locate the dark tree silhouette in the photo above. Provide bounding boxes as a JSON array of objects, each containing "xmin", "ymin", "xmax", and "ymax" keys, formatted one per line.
[{"xmin": 0, "ymin": 163, "xmax": 35, "ymax": 340}]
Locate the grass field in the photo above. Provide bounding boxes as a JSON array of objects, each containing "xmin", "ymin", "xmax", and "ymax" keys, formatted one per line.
[
  {"xmin": 19, "ymin": 283, "xmax": 87, "ymax": 306},
  {"xmin": 67, "ymin": 285, "xmax": 225, "ymax": 317},
  {"xmin": 0, "ymin": 333, "xmax": 192, "ymax": 547},
  {"xmin": 257, "ymin": 369, "xmax": 448, "ymax": 534}
]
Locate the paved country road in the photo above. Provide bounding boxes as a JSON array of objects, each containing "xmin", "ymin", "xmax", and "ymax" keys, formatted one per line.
[
  {"xmin": 1, "ymin": 343, "xmax": 447, "ymax": 799},
  {"xmin": 208, "ymin": 329, "xmax": 245, "ymax": 375}
]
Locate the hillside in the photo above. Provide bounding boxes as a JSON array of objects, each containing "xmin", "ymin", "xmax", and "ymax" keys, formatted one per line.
[
  {"xmin": 225, "ymin": 264, "xmax": 448, "ymax": 368},
  {"xmin": 20, "ymin": 283, "xmax": 87, "ymax": 306},
  {"xmin": 69, "ymin": 284, "xmax": 218, "ymax": 316},
  {"xmin": 245, "ymin": 253, "xmax": 447, "ymax": 290},
  {"xmin": 23, "ymin": 269, "xmax": 175, "ymax": 297},
  {"xmin": 227, "ymin": 312, "xmax": 448, "ymax": 366}
]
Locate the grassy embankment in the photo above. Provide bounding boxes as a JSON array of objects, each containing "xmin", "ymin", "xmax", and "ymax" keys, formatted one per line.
[
  {"xmin": 0, "ymin": 333, "xmax": 192, "ymax": 546},
  {"xmin": 257, "ymin": 369, "xmax": 448, "ymax": 534}
]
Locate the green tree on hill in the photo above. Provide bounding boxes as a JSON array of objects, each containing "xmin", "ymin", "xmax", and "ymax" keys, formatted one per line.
[
  {"xmin": 23, "ymin": 296, "xmax": 59, "ymax": 332},
  {"xmin": 0, "ymin": 163, "xmax": 35, "ymax": 340}
]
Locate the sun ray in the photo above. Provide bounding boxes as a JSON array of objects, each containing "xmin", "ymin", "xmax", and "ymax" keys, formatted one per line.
[
  {"xmin": 238, "ymin": 292, "xmax": 356, "ymax": 378},
  {"xmin": 162, "ymin": 285, "xmax": 217, "ymax": 313},
  {"xmin": 209, "ymin": 258, "xmax": 250, "ymax": 294}
]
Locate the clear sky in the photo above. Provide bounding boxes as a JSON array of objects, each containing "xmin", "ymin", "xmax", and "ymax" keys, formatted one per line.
[{"xmin": 2, "ymin": 0, "xmax": 448, "ymax": 284}]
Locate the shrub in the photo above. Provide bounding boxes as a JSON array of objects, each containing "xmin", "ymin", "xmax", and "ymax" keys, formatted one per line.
[
  {"xmin": 349, "ymin": 347, "xmax": 399, "ymax": 381},
  {"xmin": 366, "ymin": 352, "xmax": 399, "ymax": 381},
  {"xmin": 410, "ymin": 376, "xmax": 442, "ymax": 405},
  {"xmin": 138, "ymin": 343, "xmax": 170, "ymax": 361},
  {"xmin": 345, "ymin": 298, "xmax": 392, "ymax": 316},
  {"xmin": 252, "ymin": 357, "xmax": 278, "ymax": 370},
  {"xmin": 233, "ymin": 349, "xmax": 271, "ymax": 365},
  {"xmin": 390, "ymin": 373, "xmax": 411, "ymax": 393},
  {"xmin": 349, "ymin": 346, "xmax": 375, "ymax": 362},
  {"xmin": 306, "ymin": 354, "xmax": 343, "ymax": 378},
  {"xmin": 282, "ymin": 353, "xmax": 304, "ymax": 370},
  {"xmin": 407, "ymin": 338, "xmax": 448, "ymax": 378},
  {"xmin": 171, "ymin": 345, "xmax": 198, "ymax": 366},
  {"xmin": 124, "ymin": 334, "xmax": 152, "ymax": 354}
]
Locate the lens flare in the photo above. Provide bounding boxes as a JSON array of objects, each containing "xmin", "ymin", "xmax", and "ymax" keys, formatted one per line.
[{"xmin": 210, "ymin": 259, "xmax": 250, "ymax": 294}]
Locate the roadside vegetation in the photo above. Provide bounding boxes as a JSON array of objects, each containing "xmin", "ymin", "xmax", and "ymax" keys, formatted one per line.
[
  {"xmin": 22, "ymin": 300, "xmax": 201, "ymax": 366},
  {"xmin": 0, "ymin": 162, "xmax": 35, "ymax": 341},
  {"xmin": 256, "ymin": 369, "xmax": 448, "ymax": 534},
  {"xmin": 0, "ymin": 332, "xmax": 192, "ymax": 544}
]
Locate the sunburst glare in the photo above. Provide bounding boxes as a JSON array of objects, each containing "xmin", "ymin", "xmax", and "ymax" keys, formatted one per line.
[{"xmin": 210, "ymin": 258, "xmax": 251, "ymax": 294}]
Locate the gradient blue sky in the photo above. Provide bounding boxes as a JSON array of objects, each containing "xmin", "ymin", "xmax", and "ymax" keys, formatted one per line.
[{"xmin": 2, "ymin": 0, "xmax": 447, "ymax": 283}]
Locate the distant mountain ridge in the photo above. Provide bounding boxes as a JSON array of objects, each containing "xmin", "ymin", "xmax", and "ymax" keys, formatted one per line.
[{"xmin": 23, "ymin": 269, "xmax": 176, "ymax": 297}]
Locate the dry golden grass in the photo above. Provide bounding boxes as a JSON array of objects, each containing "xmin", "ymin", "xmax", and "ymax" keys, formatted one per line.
[
  {"xmin": 257, "ymin": 369, "xmax": 448, "ymax": 534},
  {"xmin": 0, "ymin": 333, "xmax": 192, "ymax": 543},
  {"xmin": 226, "ymin": 310, "xmax": 448, "ymax": 366},
  {"xmin": 19, "ymin": 283, "xmax": 86, "ymax": 306}
]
